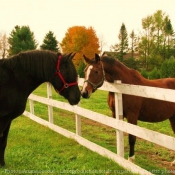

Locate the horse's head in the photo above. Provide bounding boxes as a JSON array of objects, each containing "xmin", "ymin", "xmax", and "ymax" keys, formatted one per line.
[
  {"xmin": 53, "ymin": 53, "xmax": 80, "ymax": 105},
  {"xmin": 81, "ymin": 54, "xmax": 105, "ymax": 98}
]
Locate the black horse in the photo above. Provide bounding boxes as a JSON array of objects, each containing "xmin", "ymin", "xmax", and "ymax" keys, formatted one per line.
[{"xmin": 0, "ymin": 50, "xmax": 80, "ymax": 166}]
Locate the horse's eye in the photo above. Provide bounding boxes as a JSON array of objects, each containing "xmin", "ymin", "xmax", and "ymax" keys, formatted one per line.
[{"xmin": 95, "ymin": 71, "xmax": 98, "ymax": 74}]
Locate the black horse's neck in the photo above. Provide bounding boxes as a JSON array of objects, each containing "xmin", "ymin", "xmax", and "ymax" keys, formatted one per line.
[{"xmin": 2, "ymin": 50, "xmax": 58, "ymax": 96}]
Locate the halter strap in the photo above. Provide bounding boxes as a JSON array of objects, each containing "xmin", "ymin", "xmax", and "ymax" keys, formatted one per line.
[
  {"xmin": 84, "ymin": 61, "xmax": 106, "ymax": 90},
  {"xmin": 55, "ymin": 55, "xmax": 78, "ymax": 93}
]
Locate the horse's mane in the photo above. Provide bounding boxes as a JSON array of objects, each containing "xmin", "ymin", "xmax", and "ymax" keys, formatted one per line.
[
  {"xmin": 101, "ymin": 55, "xmax": 144, "ymax": 81},
  {"xmin": 3, "ymin": 50, "xmax": 59, "ymax": 81},
  {"xmin": 101, "ymin": 56, "xmax": 132, "ymax": 72},
  {"xmin": 101, "ymin": 56, "xmax": 116, "ymax": 65}
]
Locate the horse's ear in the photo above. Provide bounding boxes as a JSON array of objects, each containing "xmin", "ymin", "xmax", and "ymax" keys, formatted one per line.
[
  {"xmin": 67, "ymin": 52, "xmax": 72, "ymax": 58},
  {"xmin": 64, "ymin": 52, "xmax": 75, "ymax": 61},
  {"xmin": 95, "ymin": 53, "xmax": 101, "ymax": 63},
  {"xmin": 70, "ymin": 53, "xmax": 76, "ymax": 60},
  {"xmin": 83, "ymin": 55, "xmax": 93, "ymax": 64}
]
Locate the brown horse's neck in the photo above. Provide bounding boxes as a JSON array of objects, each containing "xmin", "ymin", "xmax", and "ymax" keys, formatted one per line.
[{"xmin": 103, "ymin": 59, "xmax": 144, "ymax": 84}]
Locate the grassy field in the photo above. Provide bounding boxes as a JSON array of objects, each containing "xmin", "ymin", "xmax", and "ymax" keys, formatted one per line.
[{"xmin": 1, "ymin": 83, "xmax": 175, "ymax": 175}]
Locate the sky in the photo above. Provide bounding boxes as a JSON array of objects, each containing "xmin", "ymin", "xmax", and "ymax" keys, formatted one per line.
[{"xmin": 0, "ymin": 0, "xmax": 175, "ymax": 52}]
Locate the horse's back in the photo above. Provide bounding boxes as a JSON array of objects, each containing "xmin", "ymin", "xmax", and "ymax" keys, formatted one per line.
[
  {"xmin": 127, "ymin": 78, "xmax": 175, "ymax": 122},
  {"xmin": 108, "ymin": 77, "xmax": 175, "ymax": 122},
  {"xmin": 148, "ymin": 78, "xmax": 175, "ymax": 89}
]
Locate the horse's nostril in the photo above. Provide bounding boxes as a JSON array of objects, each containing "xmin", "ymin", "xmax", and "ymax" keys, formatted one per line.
[{"xmin": 81, "ymin": 90, "xmax": 89, "ymax": 98}]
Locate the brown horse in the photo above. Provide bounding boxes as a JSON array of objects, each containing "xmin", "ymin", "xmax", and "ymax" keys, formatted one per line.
[{"xmin": 81, "ymin": 53, "xmax": 175, "ymax": 164}]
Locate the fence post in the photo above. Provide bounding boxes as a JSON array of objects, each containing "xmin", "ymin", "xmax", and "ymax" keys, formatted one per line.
[
  {"xmin": 47, "ymin": 83, "xmax": 53, "ymax": 123},
  {"xmin": 29, "ymin": 99, "xmax": 34, "ymax": 114},
  {"xmin": 76, "ymin": 76, "xmax": 81, "ymax": 136},
  {"xmin": 114, "ymin": 80, "xmax": 124, "ymax": 157}
]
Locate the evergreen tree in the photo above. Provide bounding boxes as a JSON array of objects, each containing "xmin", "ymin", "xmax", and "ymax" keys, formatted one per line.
[
  {"xmin": 8, "ymin": 25, "xmax": 37, "ymax": 56},
  {"xmin": 77, "ymin": 60, "xmax": 86, "ymax": 78},
  {"xmin": 40, "ymin": 31, "xmax": 59, "ymax": 52},
  {"xmin": 118, "ymin": 23, "xmax": 128, "ymax": 61},
  {"xmin": 111, "ymin": 23, "xmax": 128, "ymax": 61}
]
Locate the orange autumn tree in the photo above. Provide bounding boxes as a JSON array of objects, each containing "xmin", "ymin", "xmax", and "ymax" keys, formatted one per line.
[{"xmin": 61, "ymin": 26, "xmax": 100, "ymax": 68}]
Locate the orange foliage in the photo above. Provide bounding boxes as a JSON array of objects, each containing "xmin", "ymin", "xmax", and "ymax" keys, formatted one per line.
[{"xmin": 61, "ymin": 26, "xmax": 100, "ymax": 67}]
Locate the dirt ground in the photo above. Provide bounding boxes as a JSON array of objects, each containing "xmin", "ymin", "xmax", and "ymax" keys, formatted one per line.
[
  {"xmin": 137, "ymin": 142, "xmax": 175, "ymax": 174},
  {"xmin": 81, "ymin": 118, "xmax": 175, "ymax": 174}
]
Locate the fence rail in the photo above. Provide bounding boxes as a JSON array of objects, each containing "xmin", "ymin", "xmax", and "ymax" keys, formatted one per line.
[{"xmin": 23, "ymin": 78, "xmax": 175, "ymax": 174}]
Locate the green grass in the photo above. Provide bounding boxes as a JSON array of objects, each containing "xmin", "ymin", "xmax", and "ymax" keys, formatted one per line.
[
  {"xmin": 1, "ymin": 117, "xmax": 135, "ymax": 175},
  {"xmin": 1, "ymin": 83, "xmax": 175, "ymax": 174}
]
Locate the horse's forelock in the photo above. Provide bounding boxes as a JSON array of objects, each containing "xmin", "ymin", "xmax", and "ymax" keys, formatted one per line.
[{"xmin": 60, "ymin": 52, "xmax": 77, "ymax": 74}]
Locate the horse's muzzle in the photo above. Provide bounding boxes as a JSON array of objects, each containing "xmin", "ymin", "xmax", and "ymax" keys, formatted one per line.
[{"xmin": 81, "ymin": 90, "xmax": 89, "ymax": 98}]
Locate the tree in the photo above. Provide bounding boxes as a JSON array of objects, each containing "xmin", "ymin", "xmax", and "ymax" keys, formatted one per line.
[
  {"xmin": 162, "ymin": 16, "xmax": 174, "ymax": 59},
  {"xmin": 139, "ymin": 10, "xmax": 174, "ymax": 70},
  {"xmin": 8, "ymin": 25, "xmax": 37, "ymax": 56},
  {"xmin": 61, "ymin": 26, "xmax": 100, "ymax": 67},
  {"xmin": 140, "ymin": 12, "xmax": 165, "ymax": 70},
  {"xmin": 118, "ymin": 23, "xmax": 128, "ymax": 61},
  {"xmin": 153, "ymin": 10, "xmax": 165, "ymax": 54},
  {"xmin": 138, "ymin": 36, "xmax": 149, "ymax": 69},
  {"xmin": 98, "ymin": 34, "xmax": 107, "ymax": 55},
  {"xmin": 129, "ymin": 30, "xmax": 138, "ymax": 58},
  {"xmin": 141, "ymin": 15, "xmax": 154, "ymax": 67},
  {"xmin": 161, "ymin": 58, "xmax": 175, "ymax": 78},
  {"xmin": 0, "ymin": 32, "xmax": 8, "ymax": 58},
  {"xmin": 111, "ymin": 23, "xmax": 128, "ymax": 61},
  {"xmin": 77, "ymin": 60, "xmax": 86, "ymax": 78},
  {"xmin": 40, "ymin": 31, "xmax": 59, "ymax": 52}
]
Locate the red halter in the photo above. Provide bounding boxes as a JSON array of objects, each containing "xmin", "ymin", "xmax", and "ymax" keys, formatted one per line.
[{"xmin": 55, "ymin": 55, "xmax": 78, "ymax": 93}]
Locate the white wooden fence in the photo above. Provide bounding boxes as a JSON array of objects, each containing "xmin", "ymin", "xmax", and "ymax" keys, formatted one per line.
[{"xmin": 23, "ymin": 78, "xmax": 175, "ymax": 175}]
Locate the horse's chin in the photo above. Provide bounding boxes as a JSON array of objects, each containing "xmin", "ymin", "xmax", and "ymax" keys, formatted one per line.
[{"xmin": 68, "ymin": 99, "xmax": 78, "ymax": 105}]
